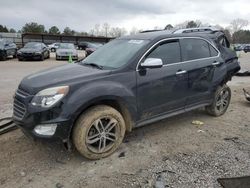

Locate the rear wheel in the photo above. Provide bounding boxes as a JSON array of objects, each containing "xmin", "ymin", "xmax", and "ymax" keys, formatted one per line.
[
  {"xmin": 206, "ymin": 85, "xmax": 231, "ymax": 116},
  {"xmin": 73, "ymin": 105, "xmax": 126, "ymax": 159}
]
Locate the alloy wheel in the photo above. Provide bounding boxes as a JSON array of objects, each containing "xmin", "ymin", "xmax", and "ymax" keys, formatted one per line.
[
  {"xmin": 86, "ymin": 116, "xmax": 118, "ymax": 154},
  {"xmin": 216, "ymin": 89, "xmax": 229, "ymax": 112}
]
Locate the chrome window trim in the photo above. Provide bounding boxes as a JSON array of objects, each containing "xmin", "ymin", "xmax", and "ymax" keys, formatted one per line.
[{"xmin": 136, "ymin": 36, "xmax": 220, "ymax": 71}]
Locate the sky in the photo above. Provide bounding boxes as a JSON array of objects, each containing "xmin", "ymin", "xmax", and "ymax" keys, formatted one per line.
[{"xmin": 1, "ymin": 0, "xmax": 250, "ymax": 32}]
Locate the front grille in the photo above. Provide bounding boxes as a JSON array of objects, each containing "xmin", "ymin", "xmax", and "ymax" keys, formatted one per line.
[
  {"xmin": 16, "ymin": 88, "xmax": 30, "ymax": 97},
  {"xmin": 13, "ymin": 98, "xmax": 26, "ymax": 120},
  {"xmin": 23, "ymin": 53, "xmax": 33, "ymax": 56}
]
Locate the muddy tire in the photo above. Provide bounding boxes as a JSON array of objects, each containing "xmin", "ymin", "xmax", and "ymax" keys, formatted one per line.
[
  {"xmin": 73, "ymin": 105, "xmax": 126, "ymax": 159},
  {"xmin": 206, "ymin": 85, "xmax": 231, "ymax": 117}
]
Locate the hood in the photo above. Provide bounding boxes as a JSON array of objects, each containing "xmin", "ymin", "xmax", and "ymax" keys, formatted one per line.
[
  {"xmin": 20, "ymin": 63, "xmax": 110, "ymax": 94},
  {"xmin": 19, "ymin": 48, "xmax": 41, "ymax": 53}
]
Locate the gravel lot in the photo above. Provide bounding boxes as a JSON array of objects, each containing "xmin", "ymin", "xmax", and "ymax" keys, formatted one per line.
[{"xmin": 0, "ymin": 51, "xmax": 250, "ymax": 188}]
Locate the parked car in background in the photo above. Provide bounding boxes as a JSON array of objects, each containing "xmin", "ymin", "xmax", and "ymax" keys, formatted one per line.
[
  {"xmin": 13, "ymin": 27, "xmax": 240, "ymax": 159},
  {"xmin": 234, "ymin": 45, "xmax": 244, "ymax": 51},
  {"xmin": 78, "ymin": 41, "xmax": 90, "ymax": 50},
  {"xmin": 56, "ymin": 43, "xmax": 78, "ymax": 60},
  {"xmin": 0, "ymin": 39, "xmax": 17, "ymax": 60},
  {"xmin": 85, "ymin": 43, "xmax": 103, "ymax": 57},
  {"xmin": 17, "ymin": 42, "xmax": 50, "ymax": 61},
  {"xmin": 48, "ymin": 43, "xmax": 60, "ymax": 52},
  {"xmin": 243, "ymin": 45, "xmax": 250, "ymax": 53},
  {"xmin": 78, "ymin": 41, "xmax": 103, "ymax": 50}
]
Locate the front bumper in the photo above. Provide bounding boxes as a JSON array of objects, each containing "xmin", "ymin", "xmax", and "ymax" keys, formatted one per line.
[
  {"xmin": 17, "ymin": 53, "xmax": 42, "ymax": 60},
  {"xmin": 14, "ymin": 118, "xmax": 72, "ymax": 141},
  {"xmin": 13, "ymin": 88, "xmax": 72, "ymax": 141},
  {"xmin": 56, "ymin": 55, "xmax": 78, "ymax": 60}
]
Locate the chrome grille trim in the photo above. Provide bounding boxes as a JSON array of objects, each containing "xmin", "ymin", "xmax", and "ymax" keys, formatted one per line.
[
  {"xmin": 16, "ymin": 88, "xmax": 30, "ymax": 97},
  {"xmin": 13, "ymin": 98, "xmax": 26, "ymax": 120}
]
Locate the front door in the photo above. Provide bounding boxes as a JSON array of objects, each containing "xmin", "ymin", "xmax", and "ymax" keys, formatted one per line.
[{"xmin": 136, "ymin": 39, "xmax": 189, "ymax": 121}]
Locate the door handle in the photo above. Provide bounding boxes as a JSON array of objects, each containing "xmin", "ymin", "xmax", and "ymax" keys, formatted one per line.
[
  {"xmin": 176, "ymin": 70, "xmax": 187, "ymax": 75},
  {"xmin": 212, "ymin": 61, "xmax": 222, "ymax": 66}
]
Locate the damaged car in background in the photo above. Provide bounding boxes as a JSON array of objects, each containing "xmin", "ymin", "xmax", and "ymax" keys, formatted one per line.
[
  {"xmin": 0, "ymin": 39, "xmax": 17, "ymax": 61},
  {"xmin": 13, "ymin": 27, "xmax": 240, "ymax": 159}
]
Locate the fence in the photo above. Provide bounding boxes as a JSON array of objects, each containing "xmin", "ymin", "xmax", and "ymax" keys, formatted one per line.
[{"xmin": 0, "ymin": 32, "xmax": 114, "ymax": 48}]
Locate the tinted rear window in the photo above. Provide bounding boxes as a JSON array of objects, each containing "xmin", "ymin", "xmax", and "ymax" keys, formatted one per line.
[{"xmin": 181, "ymin": 38, "xmax": 210, "ymax": 61}]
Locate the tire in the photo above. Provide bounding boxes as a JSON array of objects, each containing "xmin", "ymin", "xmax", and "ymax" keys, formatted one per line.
[
  {"xmin": 40, "ymin": 53, "xmax": 44, "ymax": 61},
  {"xmin": 206, "ymin": 85, "xmax": 231, "ymax": 117},
  {"xmin": 51, "ymin": 48, "xmax": 55, "ymax": 52},
  {"xmin": 13, "ymin": 50, "xmax": 17, "ymax": 58},
  {"xmin": 1, "ymin": 51, "xmax": 7, "ymax": 61},
  {"xmin": 73, "ymin": 105, "xmax": 126, "ymax": 160}
]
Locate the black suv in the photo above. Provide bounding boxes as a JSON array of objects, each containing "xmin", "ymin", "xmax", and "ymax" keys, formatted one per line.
[
  {"xmin": 243, "ymin": 45, "xmax": 250, "ymax": 53},
  {"xmin": 13, "ymin": 28, "xmax": 240, "ymax": 159},
  {"xmin": 0, "ymin": 39, "xmax": 17, "ymax": 60}
]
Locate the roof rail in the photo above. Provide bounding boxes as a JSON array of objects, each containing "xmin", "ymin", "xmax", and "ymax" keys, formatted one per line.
[
  {"xmin": 140, "ymin": 29, "xmax": 163, "ymax": 33},
  {"xmin": 173, "ymin": 27, "xmax": 221, "ymax": 34}
]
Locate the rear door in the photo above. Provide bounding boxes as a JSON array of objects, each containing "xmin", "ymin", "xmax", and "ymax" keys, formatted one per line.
[
  {"xmin": 136, "ymin": 39, "xmax": 189, "ymax": 121},
  {"xmin": 180, "ymin": 38, "xmax": 223, "ymax": 108}
]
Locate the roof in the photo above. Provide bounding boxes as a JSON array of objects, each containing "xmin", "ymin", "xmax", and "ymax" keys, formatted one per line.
[{"xmin": 121, "ymin": 28, "xmax": 225, "ymax": 41}]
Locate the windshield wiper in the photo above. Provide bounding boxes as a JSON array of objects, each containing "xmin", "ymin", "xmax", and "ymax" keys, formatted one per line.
[{"xmin": 84, "ymin": 62, "xmax": 103, "ymax": 69}]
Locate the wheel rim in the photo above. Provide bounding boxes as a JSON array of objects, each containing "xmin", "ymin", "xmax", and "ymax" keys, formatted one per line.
[
  {"xmin": 86, "ymin": 116, "xmax": 119, "ymax": 154},
  {"xmin": 216, "ymin": 89, "xmax": 229, "ymax": 112}
]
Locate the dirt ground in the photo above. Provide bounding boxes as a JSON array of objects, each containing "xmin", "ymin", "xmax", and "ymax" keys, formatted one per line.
[{"xmin": 0, "ymin": 51, "xmax": 250, "ymax": 188}]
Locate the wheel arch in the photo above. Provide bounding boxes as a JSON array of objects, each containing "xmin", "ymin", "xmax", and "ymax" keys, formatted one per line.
[{"xmin": 68, "ymin": 96, "xmax": 136, "ymax": 142}]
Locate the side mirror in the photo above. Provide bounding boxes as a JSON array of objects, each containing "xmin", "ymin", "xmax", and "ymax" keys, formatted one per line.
[{"xmin": 140, "ymin": 58, "xmax": 163, "ymax": 69}]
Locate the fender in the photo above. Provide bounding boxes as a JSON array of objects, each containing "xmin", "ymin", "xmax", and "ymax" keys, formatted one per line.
[{"xmin": 63, "ymin": 80, "xmax": 137, "ymax": 127}]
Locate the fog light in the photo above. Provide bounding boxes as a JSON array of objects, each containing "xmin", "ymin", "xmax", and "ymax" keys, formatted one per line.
[{"xmin": 34, "ymin": 124, "xmax": 57, "ymax": 136}]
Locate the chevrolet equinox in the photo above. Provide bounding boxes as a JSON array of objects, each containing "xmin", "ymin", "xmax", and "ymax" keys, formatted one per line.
[{"xmin": 13, "ymin": 27, "xmax": 240, "ymax": 159}]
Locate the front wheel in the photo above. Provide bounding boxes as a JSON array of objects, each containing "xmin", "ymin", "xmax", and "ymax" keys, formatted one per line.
[
  {"xmin": 40, "ymin": 53, "xmax": 45, "ymax": 61},
  {"xmin": 206, "ymin": 85, "xmax": 231, "ymax": 116},
  {"xmin": 73, "ymin": 105, "xmax": 126, "ymax": 159}
]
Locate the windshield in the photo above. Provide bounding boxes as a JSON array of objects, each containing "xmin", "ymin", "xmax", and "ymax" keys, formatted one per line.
[
  {"xmin": 24, "ymin": 43, "xmax": 41, "ymax": 49},
  {"xmin": 58, "ymin": 43, "xmax": 75, "ymax": 49},
  {"xmin": 81, "ymin": 39, "xmax": 149, "ymax": 69}
]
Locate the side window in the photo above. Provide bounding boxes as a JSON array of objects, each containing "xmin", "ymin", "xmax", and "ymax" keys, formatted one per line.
[
  {"xmin": 181, "ymin": 38, "xmax": 210, "ymax": 61},
  {"xmin": 209, "ymin": 45, "xmax": 218, "ymax": 57},
  {"xmin": 146, "ymin": 41, "xmax": 181, "ymax": 65},
  {"xmin": 219, "ymin": 36, "xmax": 230, "ymax": 48}
]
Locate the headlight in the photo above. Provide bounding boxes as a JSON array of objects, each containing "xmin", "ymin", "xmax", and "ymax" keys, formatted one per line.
[
  {"xmin": 17, "ymin": 51, "xmax": 22, "ymax": 54},
  {"xmin": 35, "ymin": 52, "xmax": 42, "ymax": 55},
  {"xmin": 31, "ymin": 86, "xmax": 69, "ymax": 108}
]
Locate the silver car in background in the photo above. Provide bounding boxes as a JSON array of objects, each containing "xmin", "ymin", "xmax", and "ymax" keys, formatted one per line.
[{"xmin": 56, "ymin": 43, "xmax": 78, "ymax": 60}]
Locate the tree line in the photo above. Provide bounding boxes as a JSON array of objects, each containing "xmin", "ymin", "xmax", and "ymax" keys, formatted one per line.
[{"xmin": 0, "ymin": 18, "xmax": 249, "ymax": 43}]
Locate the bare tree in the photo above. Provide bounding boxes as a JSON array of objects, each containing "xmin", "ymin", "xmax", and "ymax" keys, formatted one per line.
[
  {"xmin": 174, "ymin": 21, "xmax": 189, "ymax": 29},
  {"xmin": 109, "ymin": 27, "xmax": 127, "ymax": 37},
  {"xmin": 93, "ymin": 24, "xmax": 101, "ymax": 36},
  {"xmin": 230, "ymin": 18, "xmax": 249, "ymax": 33},
  {"xmin": 102, "ymin": 23, "xmax": 110, "ymax": 37},
  {"xmin": 130, "ymin": 27, "xmax": 139, "ymax": 35}
]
